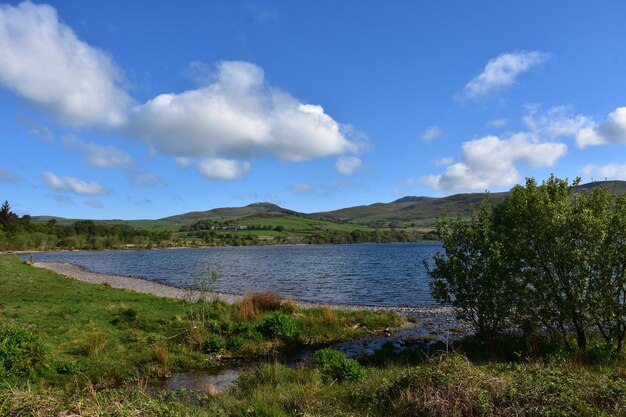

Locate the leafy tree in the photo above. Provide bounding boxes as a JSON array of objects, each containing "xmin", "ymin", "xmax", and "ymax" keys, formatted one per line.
[{"xmin": 426, "ymin": 199, "xmax": 519, "ymax": 343}]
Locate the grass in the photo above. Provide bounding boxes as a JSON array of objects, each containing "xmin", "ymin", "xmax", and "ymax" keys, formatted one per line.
[
  {"xmin": 0, "ymin": 255, "xmax": 401, "ymax": 388},
  {"xmin": 5, "ymin": 254, "xmax": 626, "ymax": 415},
  {"xmin": 3, "ymin": 351, "xmax": 626, "ymax": 416}
]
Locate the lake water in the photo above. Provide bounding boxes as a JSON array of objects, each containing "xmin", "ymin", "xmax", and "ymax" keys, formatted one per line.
[{"xmin": 27, "ymin": 242, "xmax": 442, "ymax": 307}]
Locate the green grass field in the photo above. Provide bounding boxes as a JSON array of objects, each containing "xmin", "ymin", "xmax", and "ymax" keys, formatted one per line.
[
  {"xmin": 3, "ymin": 255, "xmax": 626, "ymax": 416},
  {"xmin": 0, "ymin": 255, "xmax": 400, "ymax": 387}
]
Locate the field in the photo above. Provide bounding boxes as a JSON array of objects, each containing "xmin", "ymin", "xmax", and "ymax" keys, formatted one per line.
[{"xmin": 2, "ymin": 255, "xmax": 626, "ymax": 415}]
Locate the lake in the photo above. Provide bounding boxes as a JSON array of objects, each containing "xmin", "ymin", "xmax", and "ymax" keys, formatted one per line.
[{"xmin": 27, "ymin": 242, "xmax": 442, "ymax": 307}]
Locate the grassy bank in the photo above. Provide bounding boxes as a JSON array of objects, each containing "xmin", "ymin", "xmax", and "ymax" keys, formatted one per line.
[
  {"xmin": 3, "ymin": 351, "xmax": 626, "ymax": 416},
  {"xmin": 3, "ymin": 255, "xmax": 626, "ymax": 416},
  {"xmin": 0, "ymin": 255, "xmax": 400, "ymax": 388}
]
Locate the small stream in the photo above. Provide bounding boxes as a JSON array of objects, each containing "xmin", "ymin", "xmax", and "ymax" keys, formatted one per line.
[{"xmin": 149, "ymin": 312, "xmax": 467, "ymax": 394}]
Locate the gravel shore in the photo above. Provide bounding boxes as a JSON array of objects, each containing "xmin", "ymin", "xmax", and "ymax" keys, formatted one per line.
[{"xmin": 31, "ymin": 261, "xmax": 455, "ymax": 321}]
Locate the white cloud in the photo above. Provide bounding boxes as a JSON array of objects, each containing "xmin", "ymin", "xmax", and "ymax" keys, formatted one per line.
[
  {"xmin": 42, "ymin": 171, "xmax": 109, "ymax": 195},
  {"xmin": 198, "ymin": 158, "xmax": 250, "ymax": 180},
  {"xmin": 84, "ymin": 199, "xmax": 103, "ymax": 208},
  {"xmin": 523, "ymin": 105, "xmax": 593, "ymax": 139},
  {"xmin": 434, "ymin": 156, "xmax": 454, "ymax": 166},
  {"xmin": 62, "ymin": 136, "xmax": 132, "ymax": 168},
  {"xmin": 335, "ymin": 156, "xmax": 362, "ymax": 175},
  {"xmin": 460, "ymin": 51, "xmax": 550, "ymax": 99},
  {"xmin": 125, "ymin": 61, "xmax": 358, "ymax": 163},
  {"xmin": 422, "ymin": 134, "xmax": 567, "ymax": 192},
  {"xmin": 0, "ymin": 2, "xmax": 131, "ymax": 126},
  {"xmin": 421, "ymin": 125, "xmax": 443, "ymax": 142},
  {"xmin": 0, "ymin": 167, "xmax": 21, "ymax": 183},
  {"xmin": 487, "ymin": 118, "xmax": 508, "ymax": 128},
  {"xmin": 290, "ymin": 183, "xmax": 314, "ymax": 194},
  {"xmin": 576, "ymin": 107, "xmax": 626, "ymax": 148},
  {"xmin": 581, "ymin": 163, "xmax": 626, "ymax": 181}
]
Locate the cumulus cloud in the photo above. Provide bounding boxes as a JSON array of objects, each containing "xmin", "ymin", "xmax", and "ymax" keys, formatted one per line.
[
  {"xmin": 460, "ymin": 51, "xmax": 550, "ymax": 99},
  {"xmin": 335, "ymin": 156, "xmax": 362, "ymax": 175},
  {"xmin": 0, "ymin": 167, "xmax": 21, "ymax": 183},
  {"xmin": 523, "ymin": 105, "xmax": 593, "ymax": 139},
  {"xmin": 0, "ymin": 2, "xmax": 131, "ymax": 126},
  {"xmin": 125, "ymin": 61, "xmax": 358, "ymax": 165},
  {"xmin": 581, "ymin": 163, "xmax": 626, "ymax": 181},
  {"xmin": 42, "ymin": 171, "xmax": 109, "ymax": 195},
  {"xmin": 421, "ymin": 125, "xmax": 443, "ymax": 142},
  {"xmin": 576, "ymin": 107, "xmax": 626, "ymax": 148},
  {"xmin": 0, "ymin": 3, "xmax": 362, "ymax": 180},
  {"xmin": 422, "ymin": 134, "xmax": 567, "ymax": 192},
  {"xmin": 290, "ymin": 183, "xmax": 314, "ymax": 194},
  {"xmin": 84, "ymin": 199, "xmax": 103, "ymax": 208},
  {"xmin": 198, "ymin": 158, "xmax": 250, "ymax": 180},
  {"xmin": 62, "ymin": 136, "xmax": 132, "ymax": 168}
]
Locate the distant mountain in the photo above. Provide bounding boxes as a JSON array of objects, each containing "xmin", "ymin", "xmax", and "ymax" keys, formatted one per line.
[
  {"xmin": 30, "ymin": 180, "xmax": 626, "ymax": 229},
  {"xmin": 309, "ymin": 191, "xmax": 510, "ymax": 225},
  {"xmin": 310, "ymin": 180, "xmax": 626, "ymax": 225},
  {"xmin": 161, "ymin": 202, "xmax": 302, "ymax": 222}
]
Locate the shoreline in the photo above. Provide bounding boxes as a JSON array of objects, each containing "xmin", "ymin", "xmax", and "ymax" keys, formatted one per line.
[
  {"xmin": 30, "ymin": 261, "xmax": 453, "ymax": 318},
  {"xmin": 6, "ymin": 240, "xmax": 441, "ymax": 255}
]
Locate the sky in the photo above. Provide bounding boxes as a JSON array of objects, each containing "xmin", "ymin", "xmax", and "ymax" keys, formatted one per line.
[{"xmin": 1, "ymin": 1, "xmax": 626, "ymax": 219}]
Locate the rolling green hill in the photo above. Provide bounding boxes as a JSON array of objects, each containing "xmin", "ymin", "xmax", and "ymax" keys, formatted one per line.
[{"xmin": 30, "ymin": 180, "xmax": 626, "ymax": 230}]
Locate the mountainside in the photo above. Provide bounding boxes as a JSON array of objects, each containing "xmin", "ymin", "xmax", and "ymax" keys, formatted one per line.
[
  {"xmin": 30, "ymin": 180, "xmax": 626, "ymax": 230},
  {"xmin": 161, "ymin": 202, "xmax": 301, "ymax": 222},
  {"xmin": 309, "ymin": 191, "xmax": 510, "ymax": 225}
]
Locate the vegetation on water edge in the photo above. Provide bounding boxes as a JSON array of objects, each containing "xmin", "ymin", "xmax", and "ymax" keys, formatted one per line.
[
  {"xmin": 4, "ymin": 347, "xmax": 626, "ymax": 416},
  {"xmin": 428, "ymin": 175, "xmax": 626, "ymax": 352},
  {"xmin": 0, "ymin": 255, "xmax": 400, "ymax": 388}
]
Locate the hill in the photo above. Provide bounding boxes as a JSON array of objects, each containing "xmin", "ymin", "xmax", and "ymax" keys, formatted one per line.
[
  {"xmin": 310, "ymin": 180, "xmax": 626, "ymax": 225},
  {"xmin": 161, "ymin": 202, "xmax": 301, "ymax": 222},
  {"xmin": 30, "ymin": 180, "xmax": 626, "ymax": 230}
]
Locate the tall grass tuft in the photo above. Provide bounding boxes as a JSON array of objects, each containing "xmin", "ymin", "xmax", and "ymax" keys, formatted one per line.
[{"xmin": 235, "ymin": 292, "xmax": 283, "ymax": 322}]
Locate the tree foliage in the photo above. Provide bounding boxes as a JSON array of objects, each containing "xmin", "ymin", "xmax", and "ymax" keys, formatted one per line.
[{"xmin": 428, "ymin": 175, "xmax": 626, "ymax": 351}]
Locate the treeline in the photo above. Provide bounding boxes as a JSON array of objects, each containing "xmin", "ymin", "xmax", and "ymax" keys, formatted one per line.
[
  {"xmin": 428, "ymin": 176, "xmax": 626, "ymax": 351},
  {"xmin": 181, "ymin": 230, "xmax": 264, "ymax": 246},
  {"xmin": 0, "ymin": 201, "xmax": 172, "ymax": 251},
  {"xmin": 304, "ymin": 229, "xmax": 438, "ymax": 244}
]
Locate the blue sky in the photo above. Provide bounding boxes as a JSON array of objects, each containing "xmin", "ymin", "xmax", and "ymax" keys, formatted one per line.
[{"xmin": 1, "ymin": 1, "xmax": 626, "ymax": 219}]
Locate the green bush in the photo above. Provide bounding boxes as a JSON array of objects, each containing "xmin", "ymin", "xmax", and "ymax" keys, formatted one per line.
[
  {"xmin": 203, "ymin": 334, "xmax": 225, "ymax": 353},
  {"xmin": 259, "ymin": 312, "xmax": 298, "ymax": 340},
  {"xmin": 311, "ymin": 348, "xmax": 366, "ymax": 381},
  {"xmin": 0, "ymin": 323, "xmax": 47, "ymax": 378}
]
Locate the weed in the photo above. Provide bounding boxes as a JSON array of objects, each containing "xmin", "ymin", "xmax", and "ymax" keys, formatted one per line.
[
  {"xmin": 152, "ymin": 343, "xmax": 169, "ymax": 366},
  {"xmin": 311, "ymin": 348, "xmax": 366, "ymax": 382},
  {"xmin": 0, "ymin": 323, "xmax": 47, "ymax": 379},
  {"xmin": 259, "ymin": 312, "xmax": 299, "ymax": 340},
  {"xmin": 204, "ymin": 334, "xmax": 225, "ymax": 353},
  {"xmin": 75, "ymin": 329, "xmax": 108, "ymax": 356},
  {"xmin": 281, "ymin": 298, "xmax": 298, "ymax": 314}
]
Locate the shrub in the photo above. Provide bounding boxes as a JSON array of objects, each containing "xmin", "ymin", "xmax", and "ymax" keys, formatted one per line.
[
  {"xmin": 259, "ymin": 312, "xmax": 298, "ymax": 340},
  {"xmin": 0, "ymin": 323, "xmax": 47, "ymax": 378},
  {"xmin": 203, "ymin": 335, "xmax": 225, "ymax": 353},
  {"xmin": 311, "ymin": 348, "xmax": 366, "ymax": 381},
  {"xmin": 227, "ymin": 335, "xmax": 244, "ymax": 351}
]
